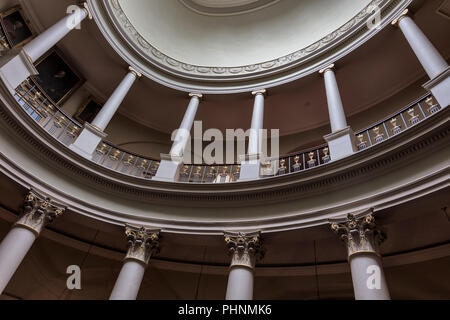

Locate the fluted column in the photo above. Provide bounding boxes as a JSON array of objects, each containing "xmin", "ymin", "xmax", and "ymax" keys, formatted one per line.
[
  {"xmin": 239, "ymin": 90, "xmax": 266, "ymax": 181},
  {"xmin": 392, "ymin": 9, "xmax": 449, "ymax": 108},
  {"xmin": 69, "ymin": 67, "xmax": 141, "ymax": 159},
  {"xmin": 24, "ymin": 4, "xmax": 91, "ymax": 63},
  {"xmin": 110, "ymin": 226, "xmax": 160, "ymax": 300},
  {"xmin": 224, "ymin": 232, "xmax": 263, "ymax": 300},
  {"xmin": 321, "ymin": 64, "xmax": 357, "ymax": 161},
  {"xmin": 331, "ymin": 212, "xmax": 390, "ymax": 300},
  {"xmin": 0, "ymin": 191, "xmax": 64, "ymax": 294},
  {"xmin": 153, "ymin": 93, "xmax": 202, "ymax": 182}
]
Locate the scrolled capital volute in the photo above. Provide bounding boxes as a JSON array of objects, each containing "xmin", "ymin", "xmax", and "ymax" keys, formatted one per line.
[
  {"xmin": 330, "ymin": 210, "xmax": 386, "ymax": 258},
  {"xmin": 15, "ymin": 191, "xmax": 65, "ymax": 236},
  {"xmin": 391, "ymin": 9, "xmax": 410, "ymax": 27},
  {"xmin": 224, "ymin": 231, "xmax": 264, "ymax": 270},
  {"xmin": 124, "ymin": 225, "xmax": 160, "ymax": 265}
]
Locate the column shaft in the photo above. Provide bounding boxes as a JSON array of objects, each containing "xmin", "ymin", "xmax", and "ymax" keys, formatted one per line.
[
  {"xmin": 226, "ymin": 266, "xmax": 254, "ymax": 300},
  {"xmin": 91, "ymin": 71, "xmax": 138, "ymax": 131},
  {"xmin": 109, "ymin": 260, "xmax": 146, "ymax": 300},
  {"xmin": 323, "ymin": 68, "xmax": 348, "ymax": 133},
  {"xmin": 350, "ymin": 253, "xmax": 391, "ymax": 300},
  {"xmin": 398, "ymin": 16, "xmax": 448, "ymax": 79},
  {"xmin": 248, "ymin": 93, "xmax": 265, "ymax": 155},
  {"xmin": 24, "ymin": 8, "xmax": 88, "ymax": 62},
  {"xmin": 170, "ymin": 94, "xmax": 201, "ymax": 157},
  {"xmin": 0, "ymin": 227, "xmax": 36, "ymax": 294}
]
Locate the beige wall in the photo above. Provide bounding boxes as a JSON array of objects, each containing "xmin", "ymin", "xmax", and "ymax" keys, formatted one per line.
[{"xmin": 0, "ymin": 0, "xmax": 19, "ymax": 11}]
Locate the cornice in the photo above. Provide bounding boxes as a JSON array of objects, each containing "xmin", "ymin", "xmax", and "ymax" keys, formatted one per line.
[
  {"xmin": 86, "ymin": 0, "xmax": 412, "ymax": 93},
  {"xmin": 0, "ymin": 83, "xmax": 448, "ymax": 208},
  {"xmin": 179, "ymin": 0, "xmax": 280, "ymax": 17}
]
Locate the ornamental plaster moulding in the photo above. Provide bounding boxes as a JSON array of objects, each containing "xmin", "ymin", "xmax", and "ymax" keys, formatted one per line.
[{"xmin": 89, "ymin": 0, "xmax": 410, "ymax": 93}]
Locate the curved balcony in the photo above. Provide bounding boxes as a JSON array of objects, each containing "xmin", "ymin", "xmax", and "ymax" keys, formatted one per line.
[
  {"xmin": 12, "ymin": 78, "xmax": 442, "ymax": 184},
  {"xmin": 0, "ymin": 0, "xmax": 449, "ymax": 301}
]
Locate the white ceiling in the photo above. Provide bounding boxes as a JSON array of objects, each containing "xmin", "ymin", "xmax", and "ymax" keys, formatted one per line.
[
  {"xmin": 190, "ymin": 0, "xmax": 262, "ymax": 8},
  {"xmin": 118, "ymin": 0, "xmax": 371, "ymax": 67}
]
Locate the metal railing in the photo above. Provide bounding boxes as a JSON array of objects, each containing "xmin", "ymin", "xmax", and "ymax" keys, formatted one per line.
[{"xmin": 13, "ymin": 79, "xmax": 443, "ymax": 184}]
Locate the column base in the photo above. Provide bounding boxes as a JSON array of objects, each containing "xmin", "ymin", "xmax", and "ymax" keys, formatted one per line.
[
  {"xmin": 423, "ymin": 66, "xmax": 450, "ymax": 108},
  {"xmin": 0, "ymin": 49, "xmax": 38, "ymax": 94},
  {"xmin": 69, "ymin": 123, "xmax": 107, "ymax": 160},
  {"xmin": 153, "ymin": 154, "xmax": 184, "ymax": 182},
  {"xmin": 323, "ymin": 126, "xmax": 357, "ymax": 161},
  {"xmin": 238, "ymin": 154, "xmax": 262, "ymax": 181}
]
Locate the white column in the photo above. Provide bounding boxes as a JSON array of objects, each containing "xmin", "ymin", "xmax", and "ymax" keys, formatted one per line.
[
  {"xmin": 321, "ymin": 64, "xmax": 357, "ymax": 161},
  {"xmin": 24, "ymin": 5, "xmax": 90, "ymax": 63},
  {"xmin": 224, "ymin": 232, "xmax": 263, "ymax": 301},
  {"xmin": 349, "ymin": 253, "xmax": 390, "ymax": 300},
  {"xmin": 393, "ymin": 9, "xmax": 448, "ymax": 79},
  {"xmin": 0, "ymin": 227, "xmax": 36, "ymax": 293},
  {"xmin": 392, "ymin": 9, "xmax": 450, "ymax": 108},
  {"xmin": 110, "ymin": 226, "xmax": 159, "ymax": 300},
  {"xmin": 331, "ymin": 212, "xmax": 391, "ymax": 300},
  {"xmin": 248, "ymin": 90, "xmax": 266, "ymax": 156},
  {"xmin": 91, "ymin": 68, "xmax": 141, "ymax": 131},
  {"xmin": 239, "ymin": 90, "xmax": 266, "ymax": 181},
  {"xmin": 0, "ymin": 5, "xmax": 90, "ymax": 92},
  {"xmin": 69, "ymin": 67, "xmax": 141, "ymax": 159},
  {"xmin": 169, "ymin": 93, "xmax": 202, "ymax": 157},
  {"xmin": 153, "ymin": 93, "xmax": 202, "ymax": 182},
  {"xmin": 0, "ymin": 192, "xmax": 64, "ymax": 294},
  {"xmin": 321, "ymin": 65, "xmax": 348, "ymax": 133}
]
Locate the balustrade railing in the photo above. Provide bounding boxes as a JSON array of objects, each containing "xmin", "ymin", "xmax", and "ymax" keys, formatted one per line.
[
  {"xmin": 12, "ymin": 79, "xmax": 443, "ymax": 184},
  {"xmin": 355, "ymin": 93, "xmax": 438, "ymax": 150},
  {"xmin": 275, "ymin": 145, "xmax": 331, "ymax": 177}
]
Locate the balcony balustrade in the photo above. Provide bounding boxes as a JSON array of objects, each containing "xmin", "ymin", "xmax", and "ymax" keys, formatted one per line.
[
  {"xmin": 12, "ymin": 78, "xmax": 442, "ymax": 184},
  {"xmin": 355, "ymin": 94, "xmax": 439, "ymax": 151}
]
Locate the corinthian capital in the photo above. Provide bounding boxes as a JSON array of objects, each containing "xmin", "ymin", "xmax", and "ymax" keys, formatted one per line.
[
  {"xmin": 15, "ymin": 191, "xmax": 65, "ymax": 236},
  {"xmin": 330, "ymin": 210, "xmax": 386, "ymax": 258},
  {"xmin": 124, "ymin": 225, "xmax": 160, "ymax": 265},
  {"xmin": 224, "ymin": 231, "xmax": 264, "ymax": 270}
]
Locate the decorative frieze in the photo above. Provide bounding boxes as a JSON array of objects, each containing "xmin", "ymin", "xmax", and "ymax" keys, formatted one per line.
[
  {"xmin": 330, "ymin": 211, "xmax": 386, "ymax": 258},
  {"xmin": 124, "ymin": 225, "xmax": 160, "ymax": 265},
  {"xmin": 15, "ymin": 191, "xmax": 65, "ymax": 236},
  {"xmin": 104, "ymin": 0, "xmax": 391, "ymax": 79},
  {"xmin": 224, "ymin": 232, "xmax": 264, "ymax": 270}
]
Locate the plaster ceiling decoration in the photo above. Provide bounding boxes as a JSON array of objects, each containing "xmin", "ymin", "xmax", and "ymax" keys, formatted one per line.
[
  {"xmin": 89, "ymin": 0, "xmax": 411, "ymax": 93},
  {"xmin": 179, "ymin": 0, "xmax": 280, "ymax": 16}
]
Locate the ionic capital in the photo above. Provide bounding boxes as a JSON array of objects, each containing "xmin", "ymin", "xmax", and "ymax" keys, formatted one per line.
[
  {"xmin": 189, "ymin": 92, "xmax": 203, "ymax": 100},
  {"xmin": 15, "ymin": 191, "xmax": 65, "ymax": 236},
  {"xmin": 128, "ymin": 66, "xmax": 142, "ymax": 78},
  {"xmin": 252, "ymin": 89, "xmax": 267, "ymax": 97},
  {"xmin": 124, "ymin": 225, "xmax": 160, "ymax": 265},
  {"xmin": 391, "ymin": 9, "xmax": 410, "ymax": 27},
  {"xmin": 80, "ymin": 2, "xmax": 93, "ymax": 20},
  {"xmin": 319, "ymin": 63, "xmax": 335, "ymax": 74},
  {"xmin": 330, "ymin": 210, "xmax": 386, "ymax": 258},
  {"xmin": 224, "ymin": 231, "xmax": 264, "ymax": 270}
]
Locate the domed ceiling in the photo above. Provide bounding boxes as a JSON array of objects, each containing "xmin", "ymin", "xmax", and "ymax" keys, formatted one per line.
[
  {"xmin": 89, "ymin": 0, "xmax": 410, "ymax": 93},
  {"xmin": 179, "ymin": 0, "xmax": 280, "ymax": 16}
]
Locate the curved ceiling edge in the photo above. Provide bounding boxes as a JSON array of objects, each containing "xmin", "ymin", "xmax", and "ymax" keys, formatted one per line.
[
  {"xmin": 85, "ymin": 0, "xmax": 412, "ymax": 93},
  {"xmin": 179, "ymin": 0, "xmax": 281, "ymax": 17}
]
